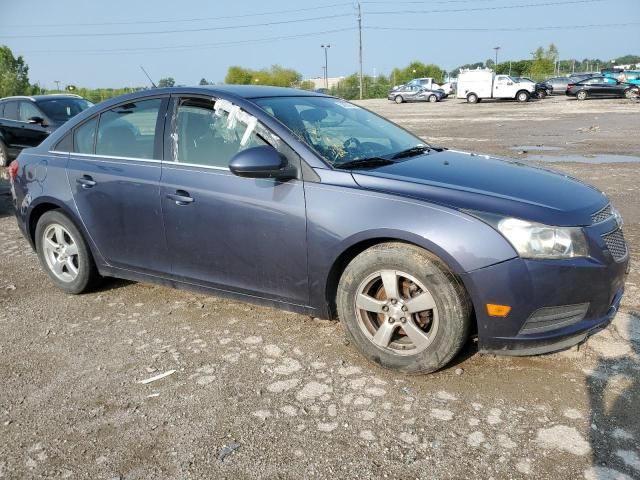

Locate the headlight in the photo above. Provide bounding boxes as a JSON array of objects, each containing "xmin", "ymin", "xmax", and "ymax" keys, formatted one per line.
[{"xmin": 497, "ymin": 218, "xmax": 588, "ymax": 259}]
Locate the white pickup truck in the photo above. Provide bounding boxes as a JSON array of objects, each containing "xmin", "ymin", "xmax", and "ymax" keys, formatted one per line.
[{"xmin": 456, "ymin": 69, "xmax": 535, "ymax": 103}]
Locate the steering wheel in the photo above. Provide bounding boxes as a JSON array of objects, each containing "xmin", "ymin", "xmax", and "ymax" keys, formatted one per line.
[{"xmin": 343, "ymin": 137, "xmax": 361, "ymax": 151}]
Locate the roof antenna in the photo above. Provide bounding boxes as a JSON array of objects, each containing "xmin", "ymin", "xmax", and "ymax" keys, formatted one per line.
[{"xmin": 139, "ymin": 66, "xmax": 157, "ymax": 88}]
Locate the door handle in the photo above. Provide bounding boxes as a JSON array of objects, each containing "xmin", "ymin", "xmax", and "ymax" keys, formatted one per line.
[
  {"xmin": 166, "ymin": 190, "xmax": 194, "ymax": 205},
  {"xmin": 76, "ymin": 175, "xmax": 96, "ymax": 189}
]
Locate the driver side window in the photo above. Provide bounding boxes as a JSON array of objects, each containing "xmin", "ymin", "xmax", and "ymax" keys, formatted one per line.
[{"xmin": 171, "ymin": 97, "xmax": 269, "ymax": 168}]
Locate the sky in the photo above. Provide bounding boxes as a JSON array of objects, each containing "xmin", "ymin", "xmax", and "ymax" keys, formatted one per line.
[{"xmin": 1, "ymin": 0, "xmax": 639, "ymax": 89}]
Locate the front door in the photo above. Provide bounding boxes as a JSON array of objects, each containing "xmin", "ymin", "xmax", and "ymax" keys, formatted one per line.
[
  {"xmin": 66, "ymin": 97, "xmax": 170, "ymax": 274},
  {"xmin": 18, "ymin": 101, "xmax": 50, "ymax": 147},
  {"xmin": 160, "ymin": 95, "xmax": 309, "ymax": 304}
]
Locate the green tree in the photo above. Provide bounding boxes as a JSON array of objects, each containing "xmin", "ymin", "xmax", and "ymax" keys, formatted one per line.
[
  {"xmin": 224, "ymin": 65, "xmax": 305, "ymax": 88},
  {"xmin": 390, "ymin": 61, "xmax": 445, "ymax": 87},
  {"xmin": 158, "ymin": 77, "xmax": 175, "ymax": 88},
  {"xmin": 198, "ymin": 78, "xmax": 210, "ymax": 85},
  {"xmin": 0, "ymin": 45, "xmax": 32, "ymax": 97}
]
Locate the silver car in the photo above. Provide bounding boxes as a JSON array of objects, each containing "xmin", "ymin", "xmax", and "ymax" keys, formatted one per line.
[{"xmin": 387, "ymin": 85, "xmax": 443, "ymax": 104}]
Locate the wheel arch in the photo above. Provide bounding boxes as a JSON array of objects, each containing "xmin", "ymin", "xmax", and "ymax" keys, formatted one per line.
[{"xmin": 323, "ymin": 232, "xmax": 470, "ymax": 320}]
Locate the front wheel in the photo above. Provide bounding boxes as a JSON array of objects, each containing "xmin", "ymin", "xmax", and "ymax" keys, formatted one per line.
[
  {"xmin": 337, "ymin": 243, "xmax": 471, "ymax": 374},
  {"xmin": 0, "ymin": 140, "xmax": 9, "ymax": 167},
  {"xmin": 624, "ymin": 88, "xmax": 638, "ymax": 99},
  {"xmin": 428, "ymin": 95, "xmax": 438, "ymax": 103},
  {"xmin": 466, "ymin": 93, "xmax": 478, "ymax": 104},
  {"xmin": 576, "ymin": 90, "xmax": 588, "ymax": 101},
  {"xmin": 35, "ymin": 210, "xmax": 101, "ymax": 294},
  {"xmin": 516, "ymin": 90, "xmax": 530, "ymax": 102},
  {"xmin": 394, "ymin": 95, "xmax": 404, "ymax": 104}
]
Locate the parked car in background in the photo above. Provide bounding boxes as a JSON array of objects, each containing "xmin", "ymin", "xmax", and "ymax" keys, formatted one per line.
[
  {"xmin": 457, "ymin": 69, "xmax": 534, "ymax": 103},
  {"xmin": 0, "ymin": 94, "xmax": 92, "ymax": 166},
  {"xmin": 388, "ymin": 85, "xmax": 444, "ymax": 103},
  {"xmin": 9, "ymin": 85, "xmax": 628, "ymax": 374},
  {"xmin": 513, "ymin": 77, "xmax": 553, "ymax": 98},
  {"xmin": 544, "ymin": 76, "xmax": 574, "ymax": 94},
  {"xmin": 566, "ymin": 76, "xmax": 639, "ymax": 100}
]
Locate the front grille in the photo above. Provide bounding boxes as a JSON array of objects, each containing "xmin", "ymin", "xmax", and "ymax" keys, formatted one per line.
[
  {"xmin": 602, "ymin": 229, "xmax": 627, "ymax": 261},
  {"xmin": 520, "ymin": 303, "xmax": 589, "ymax": 334},
  {"xmin": 591, "ymin": 204, "xmax": 612, "ymax": 224}
]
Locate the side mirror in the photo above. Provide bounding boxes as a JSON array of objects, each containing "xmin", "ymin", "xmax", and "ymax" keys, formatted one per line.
[
  {"xmin": 229, "ymin": 145, "xmax": 290, "ymax": 179},
  {"xmin": 28, "ymin": 116, "xmax": 45, "ymax": 125}
]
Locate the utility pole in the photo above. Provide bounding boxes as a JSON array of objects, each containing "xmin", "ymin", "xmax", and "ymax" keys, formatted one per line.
[
  {"xmin": 54, "ymin": 80, "xmax": 60, "ymax": 91},
  {"xmin": 493, "ymin": 46, "xmax": 501, "ymax": 68},
  {"xmin": 357, "ymin": 2, "xmax": 363, "ymax": 99},
  {"xmin": 321, "ymin": 44, "xmax": 330, "ymax": 89}
]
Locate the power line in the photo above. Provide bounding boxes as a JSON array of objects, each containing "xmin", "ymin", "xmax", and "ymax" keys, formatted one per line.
[
  {"xmin": 367, "ymin": 21, "xmax": 640, "ymax": 32},
  {"xmin": 0, "ymin": 13, "xmax": 355, "ymax": 39},
  {"xmin": 18, "ymin": 28, "xmax": 357, "ymax": 56},
  {"xmin": 364, "ymin": 0, "xmax": 602, "ymax": 15},
  {"xmin": 3, "ymin": 3, "xmax": 353, "ymax": 28}
]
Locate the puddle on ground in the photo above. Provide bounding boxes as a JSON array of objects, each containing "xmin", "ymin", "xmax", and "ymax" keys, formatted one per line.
[
  {"xmin": 510, "ymin": 145, "xmax": 563, "ymax": 152},
  {"xmin": 526, "ymin": 154, "xmax": 640, "ymax": 164}
]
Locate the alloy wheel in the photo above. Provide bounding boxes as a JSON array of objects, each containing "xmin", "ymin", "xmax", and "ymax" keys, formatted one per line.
[
  {"xmin": 354, "ymin": 269, "xmax": 439, "ymax": 356},
  {"xmin": 42, "ymin": 223, "xmax": 80, "ymax": 282}
]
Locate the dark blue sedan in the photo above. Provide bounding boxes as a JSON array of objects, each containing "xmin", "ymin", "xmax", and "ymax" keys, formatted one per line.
[{"xmin": 9, "ymin": 86, "xmax": 629, "ymax": 374}]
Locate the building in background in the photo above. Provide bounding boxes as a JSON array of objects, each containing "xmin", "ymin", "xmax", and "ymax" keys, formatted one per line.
[{"xmin": 307, "ymin": 76, "xmax": 345, "ymax": 90}]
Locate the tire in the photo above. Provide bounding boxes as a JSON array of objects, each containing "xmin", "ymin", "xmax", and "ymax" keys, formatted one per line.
[
  {"xmin": 536, "ymin": 89, "xmax": 546, "ymax": 99},
  {"xmin": 394, "ymin": 95, "xmax": 404, "ymax": 104},
  {"xmin": 623, "ymin": 88, "xmax": 637, "ymax": 99},
  {"xmin": 336, "ymin": 242, "xmax": 471, "ymax": 374},
  {"xmin": 516, "ymin": 90, "xmax": 530, "ymax": 102},
  {"xmin": 428, "ymin": 95, "xmax": 438, "ymax": 103},
  {"xmin": 576, "ymin": 90, "xmax": 588, "ymax": 101},
  {"xmin": 466, "ymin": 93, "xmax": 478, "ymax": 104},
  {"xmin": 0, "ymin": 140, "xmax": 9, "ymax": 167},
  {"xmin": 35, "ymin": 210, "xmax": 100, "ymax": 294}
]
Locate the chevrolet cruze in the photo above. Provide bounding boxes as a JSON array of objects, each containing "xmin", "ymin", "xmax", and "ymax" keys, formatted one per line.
[{"xmin": 9, "ymin": 86, "xmax": 629, "ymax": 374}]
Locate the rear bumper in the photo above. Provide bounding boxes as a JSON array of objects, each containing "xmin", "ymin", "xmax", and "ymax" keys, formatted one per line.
[{"xmin": 462, "ymin": 252, "xmax": 629, "ymax": 356}]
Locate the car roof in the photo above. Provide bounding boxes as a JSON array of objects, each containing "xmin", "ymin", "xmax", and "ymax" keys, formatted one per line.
[
  {"xmin": 0, "ymin": 94, "xmax": 84, "ymax": 102},
  {"xmin": 176, "ymin": 85, "xmax": 327, "ymax": 99}
]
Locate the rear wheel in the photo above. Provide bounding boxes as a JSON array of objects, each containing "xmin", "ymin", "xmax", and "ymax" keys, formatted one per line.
[
  {"xmin": 428, "ymin": 95, "xmax": 438, "ymax": 103},
  {"xmin": 536, "ymin": 89, "xmax": 546, "ymax": 99},
  {"xmin": 0, "ymin": 140, "xmax": 8, "ymax": 167},
  {"xmin": 337, "ymin": 242, "xmax": 471, "ymax": 374},
  {"xmin": 623, "ymin": 88, "xmax": 638, "ymax": 99},
  {"xmin": 466, "ymin": 93, "xmax": 478, "ymax": 104},
  {"xmin": 516, "ymin": 90, "xmax": 530, "ymax": 102},
  {"xmin": 394, "ymin": 95, "xmax": 404, "ymax": 104},
  {"xmin": 35, "ymin": 210, "xmax": 100, "ymax": 294},
  {"xmin": 576, "ymin": 90, "xmax": 588, "ymax": 101}
]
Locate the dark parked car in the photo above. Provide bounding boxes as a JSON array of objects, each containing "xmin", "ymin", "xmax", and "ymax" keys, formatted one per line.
[
  {"xmin": 0, "ymin": 94, "xmax": 92, "ymax": 166},
  {"xmin": 566, "ymin": 76, "xmax": 639, "ymax": 100},
  {"xmin": 9, "ymin": 86, "xmax": 629, "ymax": 374},
  {"xmin": 513, "ymin": 77, "xmax": 553, "ymax": 98},
  {"xmin": 387, "ymin": 85, "xmax": 444, "ymax": 103}
]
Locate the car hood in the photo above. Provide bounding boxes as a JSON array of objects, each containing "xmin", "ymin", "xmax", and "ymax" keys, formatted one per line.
[{"xmin": 351, "ymin": 150, "xmax": 607, "ymax": 226}]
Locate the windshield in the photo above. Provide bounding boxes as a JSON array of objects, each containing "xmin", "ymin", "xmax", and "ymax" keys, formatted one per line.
[
  {"xmin": 36, "ymin": 98, "xmax": 93, "ymax": 123},
  {"xmin": 253, "ymin": 96, "xmax": 427, "ymax": 167}
]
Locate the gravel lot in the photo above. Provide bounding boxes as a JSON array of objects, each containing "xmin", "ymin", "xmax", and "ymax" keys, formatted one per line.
[{"xmin": 1, "ymin": 95, "xmax": 639, "ymax": 480}]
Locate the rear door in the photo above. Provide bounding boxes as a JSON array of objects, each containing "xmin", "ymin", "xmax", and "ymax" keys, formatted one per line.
[
  {"xmin": 66, "ymin": 96, "xmax": 170, "ymax": 274},
  {"xmin": 0, "ymin": 101, "xmax": 23, "ymax": 150},
  {"xmin": 160, "ymin": 95, "xmax": 309, "ymax": 304}
]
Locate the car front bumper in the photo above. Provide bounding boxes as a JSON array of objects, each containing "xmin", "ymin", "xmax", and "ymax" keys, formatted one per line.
[{"xmin": 462, "ymin": 249, "xmax": 629, "ymax": 356}]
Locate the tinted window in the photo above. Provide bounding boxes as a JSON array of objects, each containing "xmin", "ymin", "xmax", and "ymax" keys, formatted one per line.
[
  {"xmin": 74, "ymin": 117, "xmax": 98, "ymax": 154},
  {"xmin": 36, "ymin": 98, "xmax": 93, "ymax": 123},
  {"xmin": 55, "ymin": 132, "xmax": 73, "ymax": 152},
  {"xmin": 3, "ymin": 101, "xmax": 18, "ymax": 120},
  {"xmin": 171, "ymin": 98, "xmax": 268, "ymax": 168},
  {"xmin": 96, "ymin": 99, "xmax": 161, "ymax": 159},
  {"xmin": 0, "ymin": 103, "xmax": 4, "ymax": 117},
  {"xmin": 19, "ymin": 101, "xmax": 42, "ymax": 122}
]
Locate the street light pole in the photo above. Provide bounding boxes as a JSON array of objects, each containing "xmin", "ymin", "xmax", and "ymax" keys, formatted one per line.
[
  {"xmin": 493, "ymin": 46, "xmax": 501, "ymax": 68},
  {"xmin": 321, "ymin": 44, "xmax": 330, "ymax": 89},
  {"xmin": 54, "ymin": 80, "xmax": 60, "ymax": 92}
]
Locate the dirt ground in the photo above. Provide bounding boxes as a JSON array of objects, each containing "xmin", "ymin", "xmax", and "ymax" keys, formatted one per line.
[{"xmin": 0, "ymin": 95, "xmax": 639, "ymax": 480}]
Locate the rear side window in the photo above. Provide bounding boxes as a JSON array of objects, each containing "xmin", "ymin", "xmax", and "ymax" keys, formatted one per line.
[
  {"xmin": 95, "ymin": 99, "xmax": 161, "ymax": 159},
  {"xmin": 0, "ymin": 103, "xmax": 4, "ymax": 117},
  {"xmin": 3, "ymin": 101, "xmax": 18, "ymax": 120},
  {"xmin": 74, "ymin": 117, "xmax": 98, "ymax": 154}
]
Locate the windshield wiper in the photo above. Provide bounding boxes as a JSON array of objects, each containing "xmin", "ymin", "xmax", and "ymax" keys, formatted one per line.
[
  {"xmin": 334, "ymin": 157, "xmax": 395, "ymax": 170},
  {"xmin": 391, "ymin": 145, "xmax": 432, "ymax": 159}
]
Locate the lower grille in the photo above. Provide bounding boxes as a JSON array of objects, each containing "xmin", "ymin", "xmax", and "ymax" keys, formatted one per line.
[
  {"xmin": 602, "ymin": 229, "xmax": 628, "ymax": 262},
  {"xmin": 520, "ymin": 303, "xmax": 589, "ymax": 334}
]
